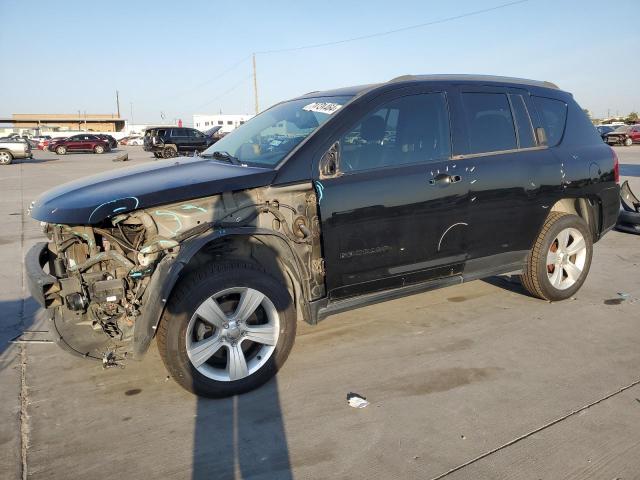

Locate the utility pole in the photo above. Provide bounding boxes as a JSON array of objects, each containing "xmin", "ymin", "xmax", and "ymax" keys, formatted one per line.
[
  {"xmin": 130, "ymin": 102, "xmax": 134, "ymax": 132},
  {"xmin": 252, "ymin": 53, "xmax": 259, "ymax": 115},
  {"xmin": 116, "ymin": 90, "xmax": 121, "ymax": 117}
]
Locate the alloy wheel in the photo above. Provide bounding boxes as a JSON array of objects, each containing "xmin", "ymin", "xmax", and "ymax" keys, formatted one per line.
[
  {"xmin": 546, "ymin": 227, "xmax": 587, "ymax": 290},
  {"xmin": 186, "ymin": 287, "xmax": 280, "ymax": 381}
]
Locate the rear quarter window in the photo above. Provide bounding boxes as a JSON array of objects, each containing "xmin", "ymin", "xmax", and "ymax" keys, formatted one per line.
[{"xmin": 532, "ymin": 96, "xmax": 567, "ymax": 147}]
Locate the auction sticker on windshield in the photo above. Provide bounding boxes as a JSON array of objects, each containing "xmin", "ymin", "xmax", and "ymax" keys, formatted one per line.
[{"xmin": 303, "ymin": 102, "xmax": 343, "ymax": 115}]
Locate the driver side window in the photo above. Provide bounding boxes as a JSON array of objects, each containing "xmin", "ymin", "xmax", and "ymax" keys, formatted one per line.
[{"xmin": 340, "ymin": 93, "xmax": 451, "ymax": 172}]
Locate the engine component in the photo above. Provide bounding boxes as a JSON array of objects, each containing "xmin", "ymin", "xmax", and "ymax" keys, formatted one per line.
[
  {"xmin": 91, "ymin": 278, "xmax": 125, "ymax": 303},
  {"xmin": 66, "ymin": 292, "xmax": 88, "ymax": 311}
]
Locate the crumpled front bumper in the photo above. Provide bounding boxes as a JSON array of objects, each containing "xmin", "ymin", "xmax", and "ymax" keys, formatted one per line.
[{"xmin": 25, "ymin": 242, "xmax": 61, "ymax": 308}]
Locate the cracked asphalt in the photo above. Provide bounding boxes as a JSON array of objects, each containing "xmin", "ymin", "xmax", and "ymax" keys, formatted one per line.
[{"xmin": 1, "ymin": 145, "xmax": 639, "ymax": 480}]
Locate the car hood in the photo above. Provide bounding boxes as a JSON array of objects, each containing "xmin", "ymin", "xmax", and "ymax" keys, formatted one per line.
[{"xmin": 30, "ymin": 156, "xmax": 277, "ymax": 224}]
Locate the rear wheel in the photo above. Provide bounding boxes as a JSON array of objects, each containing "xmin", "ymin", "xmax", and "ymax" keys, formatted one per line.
[
  {"xmin": 55, "ymin": 146, "xmax": 66, "ymax": 155},
  {"xmin": 624, "ymin": 138, "xmax": 633, "ymax": 146},
  {"xmin": 94, "ymin": 145, "xmax": 105, "ymax": 154},
  {"xmin": 157, "ymin": 262, "xmax": 296, "ymax": 397},
  {"xmin": 0, "ymin": 151, "xmax": 13, "ymax": 165},
  {"xmin": 521, "ymin": 212, "xmax": 593, "ymax": 301},
  {"xmin": 162, "ymin": 145, "xmax": 177, "ymax": 158}
]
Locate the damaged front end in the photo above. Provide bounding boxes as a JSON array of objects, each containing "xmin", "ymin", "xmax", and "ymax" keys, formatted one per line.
[{"xmin": 27, "ymin": 184, "xmax": 324, "ymax": 363}]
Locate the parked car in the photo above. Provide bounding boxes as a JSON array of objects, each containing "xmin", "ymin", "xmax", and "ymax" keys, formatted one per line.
[
  {"xmin": 49, "ymin": 134, "xmax": 110, "ymax": 154},
  {"xmin": 26, "ymin": 75, "xmax": 620, "ymax": 397},
  {"xmin": 95, "ymin": 134, "xmax": 118, "ymax": 149},
  {"xmin": 605, "ymin": 125, "xmax": 640, "ymax": 146},
  {"xmin": 0, "ymin": 138, "xmax": 32, "ymax": 165},
  {"xmin": 143, "ymin": 127, "xmax": 216, "ymax": 158},
  {"xmin": 596, "ymin": 125, "xmax": 617, "ymax": 141},
  {"xmin": 126, "ymin": 136, "xmax": 144, "ymax": 146}
]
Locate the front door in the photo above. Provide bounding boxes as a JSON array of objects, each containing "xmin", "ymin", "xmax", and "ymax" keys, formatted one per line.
[{"xmin": 317, "ymin": 90, "xmax": 470, "ymax": 300}]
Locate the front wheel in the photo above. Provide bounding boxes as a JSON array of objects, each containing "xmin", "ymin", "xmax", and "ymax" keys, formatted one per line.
[
  {"xmin": 521, "ymin": 212, "xmax": 593, "ymax": 301},
  {"xmin": 55, "ymin": 146, "xmax": 66, "ymax": 155},
  {"xmin": 157, "ymin": 262, "xmax": 296, "ymax": 397},
  {"xmin": 94, "ymin": 145, "xmax": 105, "ymax": 154},
  {"xmin": 624, "ymin": 138, "xmax": 633, "ymax": 146}
]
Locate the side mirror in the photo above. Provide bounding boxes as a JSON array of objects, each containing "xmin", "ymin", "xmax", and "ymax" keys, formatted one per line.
[
  {"xmin": 535, "ymin": 127, "xmax": 547, "ymax": 146},
  {"xmin": 319, "ymin": 142, "xmax": 340, "ymax": 177}
]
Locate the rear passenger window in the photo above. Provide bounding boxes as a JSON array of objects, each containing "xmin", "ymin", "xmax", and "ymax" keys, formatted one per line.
[
  {"xmin": 532, "ymin": 96, "xmax": 567, "ymax": 147},
  {"xmin": 509, "ymin": 95, "xmax": 536, "ymax": 148},
  {"xmin": 462, "ymin": 92, "xmax": 517, "ymax": 154},
  {"xmin": 340, "ymin": 93, "xmax": 451, "ymax": 172}
]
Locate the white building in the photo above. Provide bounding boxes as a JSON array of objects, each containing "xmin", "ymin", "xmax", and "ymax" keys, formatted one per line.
[{"xmin": 193, "ymin": 114, "xmax": 253, "ymax": 134}]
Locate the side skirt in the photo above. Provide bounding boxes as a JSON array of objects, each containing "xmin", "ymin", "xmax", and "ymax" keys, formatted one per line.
[{"xmin": 309, "ymin": 251, "xmax": 528, "ymax": 324}]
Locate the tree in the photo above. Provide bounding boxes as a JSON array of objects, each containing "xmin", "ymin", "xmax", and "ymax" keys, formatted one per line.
[{"xmin": 625, "ymin": 112, "xmax": 639, "ymax": 123}]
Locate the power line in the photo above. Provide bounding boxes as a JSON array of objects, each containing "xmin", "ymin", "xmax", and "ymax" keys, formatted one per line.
[
  {"xmin": 168, "ymin": 55, "xmax": 251, "ymax": 100},
  {"xmin": 191, "ymin": 74, "xmax": 253, "ymax": 111},
  {"xmin": 256, "ymin": 0, "xmax": 529, "ymax": 54}
]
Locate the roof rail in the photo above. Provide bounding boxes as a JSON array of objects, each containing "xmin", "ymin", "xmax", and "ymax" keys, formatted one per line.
[{"xmin": 386, "ymin": 74, "xmax": 559, "ymax": 90}]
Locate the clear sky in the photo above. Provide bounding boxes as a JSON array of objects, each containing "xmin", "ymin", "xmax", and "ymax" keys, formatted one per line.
[{"xmin": 1, "ymin": 0, "xmax": 638, "ymax": 124}]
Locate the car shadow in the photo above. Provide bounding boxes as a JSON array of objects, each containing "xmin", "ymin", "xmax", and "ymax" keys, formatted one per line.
[
  {"xmin": 620, "ymin": 163, "xmax": 640, "ymax": 177},
  {"xmin": 192, "ymin": 380, "xmax": 293, "ymax": 480},
  {"xmin": 0, "ymin": 297, "xmax": 38, "ymax": 373},
  {"xmin": 481, "ymin": 274, "xmax": 530, "ymax": 297},
  {"xmin": 16, "ymin": 157, "xmax": 59, "ymax": 164}
]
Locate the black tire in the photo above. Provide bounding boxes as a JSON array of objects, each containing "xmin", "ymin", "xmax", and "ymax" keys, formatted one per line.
[
  {"xmin": 0, "ymin": 151, "xmax": 13, "ymax": 165},
  {"xmin": 162, "ymin": 146, "xmax": 177, "ymax": 158},
  {"xmin": 521, "ymin": 212, "xmax": 593, "ymax": 301},
  {"xmin": 153, "ymin": 152, "xmax": 161, "ymax": 159},
  {"xmin": 55, "ymin": 146, "xmax": 66, "ymax": 155},
  {"xmin": 157, "ymin": 261, "xmax": 296, "ymax": 397}
]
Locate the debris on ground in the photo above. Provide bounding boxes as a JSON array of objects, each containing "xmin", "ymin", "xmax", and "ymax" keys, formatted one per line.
[
  {"xmin": 347, "ymin": 392, "xmax": 370, "ymax": 408},
  {"xmin": 112, "ymin": 152, "xmax": 129, "ymax": 162}
]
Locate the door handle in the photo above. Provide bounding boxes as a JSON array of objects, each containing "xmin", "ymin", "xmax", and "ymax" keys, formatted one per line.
[{"xmin": 429, "ymin": 173, "xmax": 461, "ymax": 185}]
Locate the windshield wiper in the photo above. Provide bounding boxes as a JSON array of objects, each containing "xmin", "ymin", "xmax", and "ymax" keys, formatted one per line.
[{"xmin": 203, "ymin": 150, "xmax": 241, "ymax": 165}]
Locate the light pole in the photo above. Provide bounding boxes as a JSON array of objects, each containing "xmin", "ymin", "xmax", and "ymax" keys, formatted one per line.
[{"xmin": 130, "ymin": 102, "xmax": 134, "ymax": 133}]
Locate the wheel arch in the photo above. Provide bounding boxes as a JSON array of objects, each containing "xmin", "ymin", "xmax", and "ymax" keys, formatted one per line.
[
  {"xmin": 132, "ymin": 227, "xmax": 310, "ymax": 358},
  {"xmin": 550, "ymin": 196, "xmax": 601, "ymax": 241}
]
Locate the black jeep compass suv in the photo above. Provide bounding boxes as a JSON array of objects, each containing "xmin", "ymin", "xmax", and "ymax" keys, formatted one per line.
[{"xmin": 26, "ymin": 75, "xmax": 620, "ymax": 397}]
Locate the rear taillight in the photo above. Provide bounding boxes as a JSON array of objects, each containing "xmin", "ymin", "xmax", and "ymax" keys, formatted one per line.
[{"xmin": 611, "ymin": 146, "xmax": 620, "ymax": 184}]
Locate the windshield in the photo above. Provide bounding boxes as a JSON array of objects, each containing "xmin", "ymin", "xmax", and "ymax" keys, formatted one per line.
[{"xmin": 202, "ymin": 95, "xmax": 351, "ymax": 167}]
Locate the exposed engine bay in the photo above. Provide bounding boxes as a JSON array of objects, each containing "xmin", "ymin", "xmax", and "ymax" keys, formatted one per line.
[{"xmin": 43, "ymin": 184, "xmax": 324, "ymax": 361}]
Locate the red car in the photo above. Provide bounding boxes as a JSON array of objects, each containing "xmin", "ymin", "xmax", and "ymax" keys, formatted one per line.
[
  {"xmin": 49, "ymin": 134, "xmax": 111, "ymax": 155},
  {"xmin": 605, "ymin": 124, "xmax": 640, "ymax": 146}
]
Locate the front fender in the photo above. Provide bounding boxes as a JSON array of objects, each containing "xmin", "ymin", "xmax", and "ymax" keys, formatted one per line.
[{"xmin": 132, "ymin": 226, "xmax": 309, "ymax": 358}]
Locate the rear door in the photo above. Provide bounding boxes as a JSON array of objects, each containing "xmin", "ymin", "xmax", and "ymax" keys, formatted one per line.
[
  {"xmin": 171, "ymin": 128, "xmax": 189, "ymax": 151},
  {"xmin": 451, "ymin": 86, "xmax": 561, "ymax": 266},
  {"xmin": 316, "ymin": 87, "xmax": 470, "ymax": 299}
]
